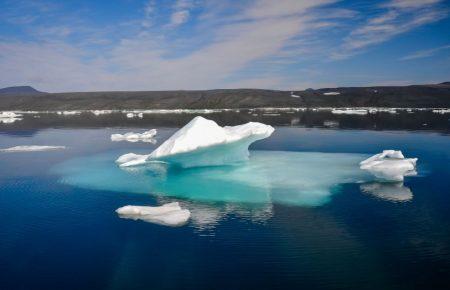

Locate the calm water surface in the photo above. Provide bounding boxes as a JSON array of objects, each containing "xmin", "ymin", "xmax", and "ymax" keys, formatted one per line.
[{"xmin": 1, "ymin": 124, "xmax": 449, "ymax": 290}]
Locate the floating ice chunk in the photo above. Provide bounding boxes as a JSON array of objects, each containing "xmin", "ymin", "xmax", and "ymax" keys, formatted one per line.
[
  {"xmin": 115, "ymin": 153, "xmax": 149, "ymax": 167},
  {"xmin": 290, "ymin": 92, "xmax": 301, "ymax": 98},
  {"xmin": 58, "ymin": 111, "xmax": 81, "ymax": 115},
  {"xmin": 116, "ymin": 202, "xmax": 190, "ymax": 226},
  {"xmin": 111, "ymin": 129, "xmax": 157, "ymax": 143},
  {"xmin": 324, "ymin": 92, "xmax": 340, "ymax": 95},
  {"xmin": 0, "ymin": 111, "xmax": 23, "ymax": 123},
  {"xmin": 92, "ymin": 110, "xmax": 113, "ymax": 116},
  {"xmin": 360, "ymin": 150, "xmax": 417, "ymax": 182},
  {"xmin": 432, "ymin": 109, "xmax": 450, "ymax": 114},
  {"xmin": 145, "ymin": 116, "xmax": 274, "ymax": 168},
  {"xmin": 0, "ymin": 145, "xmax": 66, "ymax": 152},
  {"xmin": 331, "ymin": 109, "xmax": 368, "ymax": 115},
  {"xmin": 360, "ymin": 182, "xmax": 413, "ymax": 202},
  {"xmin": 0, "ymin": 111, "xmax": 22, "ymax": 118}
]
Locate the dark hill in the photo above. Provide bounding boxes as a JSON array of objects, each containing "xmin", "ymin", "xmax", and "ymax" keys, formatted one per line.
[
  {"xmin": 0, "ymin": 86, "xmax": 44, "ymax": 95},
  {"xmin": 0, "ymin": 83, "xmax": 448, "ymax": 110}
]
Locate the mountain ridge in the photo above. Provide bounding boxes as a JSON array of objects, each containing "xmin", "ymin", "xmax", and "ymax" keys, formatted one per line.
[{"xmin": 0, "ymin": 82, "xmax": 449, "ymax": 110}]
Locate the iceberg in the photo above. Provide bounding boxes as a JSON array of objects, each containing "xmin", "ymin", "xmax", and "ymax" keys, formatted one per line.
[
  {"xmin": 117, "ymin": 116, "xmax": 274, "ymax": 168},
  {"xmin": 116, "ymin": 202, "xmax": 190, "ymax": 226},
  {"xmin": 0, "ymin": 145, "xmax": 66, "ymax": 152},
  {"xmin": 57, "ymin": 111, "xmax": 82, "ymax": 115},
  {"xmin": 0, "ymin": 111, "xmax": 23, "ymax": 123},
  {"xmin": 432, "ymin": 109, "xmax": 450, "ymax": 114},
  {"xmin": 331, "ymin": 109, "xmax": 368, "ymax": 115},
  {"xmin": 92, "ymin": 110, "xmax": 113, "ymax": 116},
  {"xmin": 111, "ymin": 129, "xmax": 157, "ymax": 143},
  {"xmin": 360, "ymin": 150, "xmax": 417, "ymax": 182}
]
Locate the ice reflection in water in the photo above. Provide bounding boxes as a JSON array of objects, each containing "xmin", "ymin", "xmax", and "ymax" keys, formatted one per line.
[{"xmin": 360, "ymin": 182, "xmax": 413, "ymax": 202}]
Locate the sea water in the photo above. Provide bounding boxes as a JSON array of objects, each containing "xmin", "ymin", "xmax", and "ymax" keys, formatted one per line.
[{"xmin": 1, "ymin": 127, "xmax": 449, "ymax": 289}]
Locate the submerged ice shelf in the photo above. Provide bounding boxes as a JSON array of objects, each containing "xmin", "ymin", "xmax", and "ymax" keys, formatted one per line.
[
  {"xmin": 56, "ymin": 150, "xmax": 375, "ymax": 206},
  {"xmin": 116, "ymin": 116, "xmax": 274, "ymax": 168}
]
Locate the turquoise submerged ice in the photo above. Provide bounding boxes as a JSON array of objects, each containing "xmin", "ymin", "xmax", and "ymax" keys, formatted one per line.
[{"xmin": 56, "ymin": 150, "xmax": 372, "ymax": 206}]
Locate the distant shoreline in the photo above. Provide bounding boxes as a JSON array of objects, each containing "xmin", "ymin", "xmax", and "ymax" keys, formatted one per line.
[{"xmin": 1, "ymin": 82, "xmax": 449, "ymax": 110}]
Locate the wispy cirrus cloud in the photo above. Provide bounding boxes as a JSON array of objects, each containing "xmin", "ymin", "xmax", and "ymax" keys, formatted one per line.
[
  {"xmin": 400, "ymin": 44, "xmax": 450, "ymax": 60},
  {"xmin": 0, "ymin": 0, "xmax": 448, "ymax": 91},
  {"xmin": 331, "ymin": 0, "xmax": 448, "ymax": 59},
  {"xmin": 0, "ymin": 0, "xmax": 343, "ymax": 91}
]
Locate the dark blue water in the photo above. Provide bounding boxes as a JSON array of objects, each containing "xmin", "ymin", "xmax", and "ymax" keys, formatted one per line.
[{"xmin": 1, "ymin": 127, "xmax": 449, "ymax": 290}]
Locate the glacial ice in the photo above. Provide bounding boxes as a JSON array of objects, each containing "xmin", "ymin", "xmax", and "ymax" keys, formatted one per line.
[
  {"xmin": 117, "ymin": 116, "xmax": 274, "ymax": 168},
  {"xmin": 323, "ymin": 92, "xmax": 340, "ymax": 95},
  {"xmin": 360, "ymin": 150, "xmax": 417, "ymax": 182},
  {"xmin": 432, "ymin": 109, "xmax": 450, "ymax": 114},
  {"xmin": 331, "ymin": 109, "xmax": 368, "ymax": 115},
  {"xmin": 111, "ymin": 129, "xmax": 157, "ymax": 143},
  {"xmin": 0, "ymin": 111, "xmax": 23, "ymax": 123},
  {"xmin": 92, "ymin": 110, "xmax": 113, "ymax": 116},
  {"xmin": 57, "ymin": 111, "xmax": 82, "ymax": 115},
  {"xmin": 56, "ymin": 150, "xmax": 371, "ymax": 206},
  {"xmin": 0, "ymin": 145, "xmax": 66, "ymax": 152},
  {"xmin": 116, "ymin": 202, "xmax": 190, "ymax": 226}
]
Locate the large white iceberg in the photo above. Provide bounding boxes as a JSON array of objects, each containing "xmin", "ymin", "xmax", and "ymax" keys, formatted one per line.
[
  {"xmin": 360, "ymin": 150, "xmax": 417, "ymax": 182},
  {"xmin": 116, "ymin": 202, "xmax": 190, "ymax": 226},
  {"xmin": 116, "ymin": 116, "xmax": 274, "ymax": 168},
  {"xmin": 111, "ymin": 129, "xmax": 157, "ymax": 143},
  {"xmin": 0, "ymin": 145, "xmax": 66, "ymax": 152}
]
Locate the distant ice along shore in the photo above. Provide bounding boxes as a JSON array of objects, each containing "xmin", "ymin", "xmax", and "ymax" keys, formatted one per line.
[
  {"xmin": 111, "ymin": 129, "xmax": 157, "ymax": 143},
  {"xmin": 0, "ymin": 145, "xmax": 66, "ymax": 152},
  {"xmin": 0, "ymin": 107, "xmax": 448, "ymax": 121}
]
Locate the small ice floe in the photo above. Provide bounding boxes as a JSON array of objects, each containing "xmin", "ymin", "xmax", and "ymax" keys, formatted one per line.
[
  {"xmin": 57, "ymin": 111, "xmax": 82, "ymax": 116},
  {"xmin": 331, "ymin": 109, "xmax": 368, "ymax": 115},
  {"xmin": 116, "ymin": 202, "xmax": 190, "ymax": 227},
  {"xmin": 115, "ymin": 153, "xmax": 150, "ymax": 167},
  {"xmin": 92, "ymin": 110, "xmax": 113, "ymax": 116},
  {"xmin": 290, "ymin": 92, "xmax": 301, "ymax": 98},
  {"xmin": 323, "ymin": 91, "xmax": 340, "ymax": 96},
  {"xmin": 111, "ymin": 129, "xmax": 157, "ymax": 143},
  {"xmin": 0, "ymin": 111, "xmax": 23, "ymax": 124},
  {"xmin": 323, "ymin": 120, "xmax": 339, "ymax": 128},
  {"xmin": 360, "ymin": 182, "xmax": 413, "ymax": 202},
  {"xmin": 432, "ymin": 109, "xmax": 450, "ymax": 114},
  {"xmin": 360, "ymin": 150, "xmax": 417, "ymax": 182},
  {"xmin": 369, "ymin": 108, "xmax": 397, "ymax": 114},
  {"xmin": 0, "ymin": 145, "xmax": 66, "ymax": 152},
  {"xmin": 125, "ymin": 112, "xmax": 144, "ymax": 118}
]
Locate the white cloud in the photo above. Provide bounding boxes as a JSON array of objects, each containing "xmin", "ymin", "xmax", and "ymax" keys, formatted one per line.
[
  {"xmin": 400, "ymin": 44, "xmax": 450, "ymax": 60},
  {"xmin": 0, "ymin": 0, "xmax": 341, "ymax": 91},
  {"xmin": 169, "ymin": 10, "xmax": 190, "ymax": 27},
  {"xmin": 331, "ymin": 0, "xmax": 447, "ymax": 59}
]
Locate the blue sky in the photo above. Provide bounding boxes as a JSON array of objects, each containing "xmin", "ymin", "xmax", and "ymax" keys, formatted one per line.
[{"xmin": 0, "ymin": 0, "xmax": 449, "ymax": 92}]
